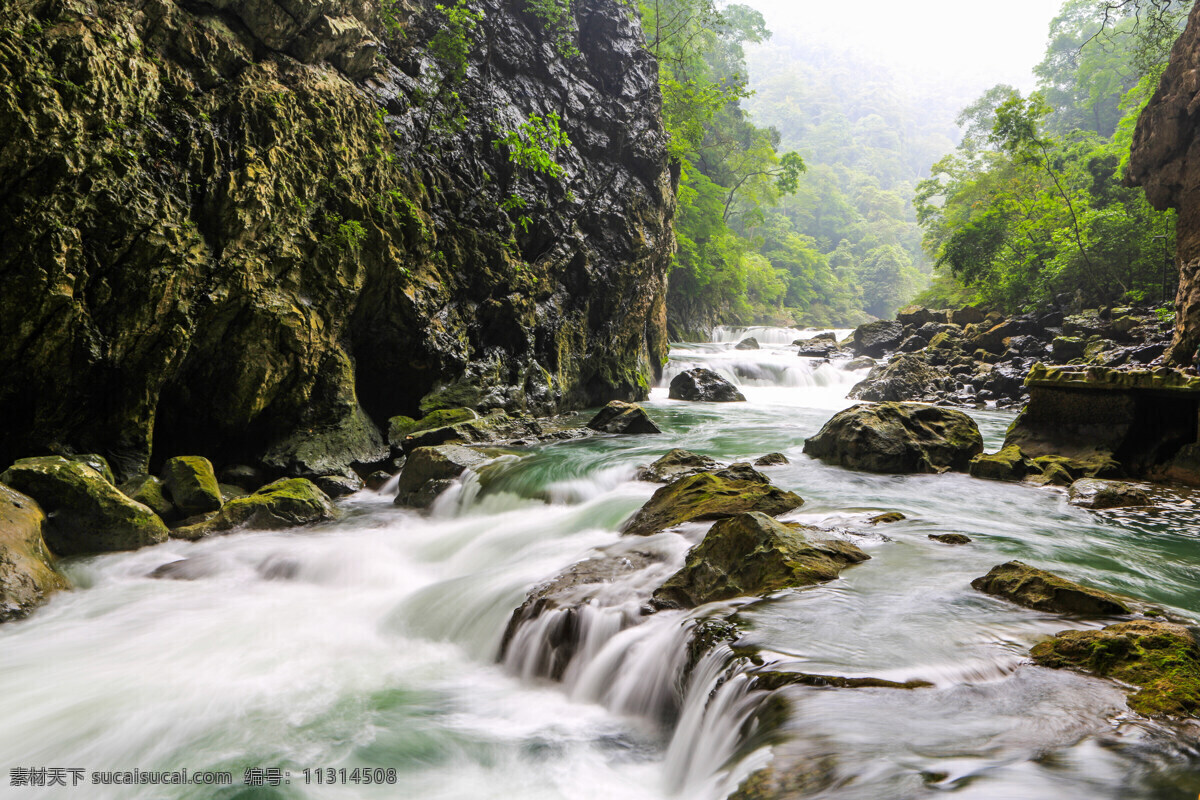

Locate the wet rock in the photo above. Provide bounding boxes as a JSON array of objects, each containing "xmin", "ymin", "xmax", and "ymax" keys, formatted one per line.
[
  {"xmin": 754, "ymin": 453, "xmax": 789, "ymax": 467},
  {"xmin": 586, "ymin": 401, "xmax": 662, "ymax": 435},
  {"xmin": 171, "ymin": 478, "xmax": 336, "ymax": 540},
  {"xmin": 803, "ymin": 403, "xmax": 983, "ymax": 474},
  {"xmin": 622, "ymin": 471, "xmax": 803, "ymax": 536},
  {"xmin": 869, "ymin": 512, "xmax": 906, "ymax": 524},
  {"xmin": 313, "ymin": 472, "xmax": 365, "ymax": 498},
  {"xmin": 388, "ymin": 408, "xmax": 478, "ymax": 449},
  {"xmin": 365, "ymin": 471, "xmax": 393, "ymax": 491},
  {"xmin": 969, "ymin": 445, "xmax": 1033, "ymax": 482},
  {"xmin": 652, "ymin": 512, "xmax": 868, "ymax": 608},
  {"xmin": 843, "ymin": 356, "xmax": 876, "ymax": 371},
  {"xmin": 668, "ymin": 368, "xmax": 747, "ymax": 402},
  {"xmin": 218, "ymin": 483, "xmax": 248, "ymax": 503},
  {"xmin": 120, "ymin": 475, "xmax": 177, "ymax": 521},
  {"xmin": 1068, "ymin": 479, "xmax": 1151, "ymax": 510},
  {"xmin": 851, "ymin": 320, "xmax": 904, "ymax": 358},
  {"xmin": 735, "ymin": 337, "xmax": 760, "ymax": 350},
  {"xmin": 714, "ymin": 463, "xmax": 773, "ymax": 484},
  {"xmin": 0, "ymin": 483, "xmax": 69, "ymax": 621},
  {"xmin": 0, "ymin": 457, "xmax": 168, "ymax": 555},
  {"xmin": 636, "ymin": 449, "xmax": 720, "ymax": 483},
  {"xmin": 1031, "ymin": 620, "xmax": 1200, "ymax": 717},
  {"xmin": 795, "ymin": 340, "xmax": 841, "ymax": 357},
  {"xmin": 971, "ymin": 561, "xmax": 1130, "ymax": 615},
  {"xmin": 1052, "ymin": 336, "xmax": 1086, "ymax": 361},
  {"xmin": 394, "ymin": 445, "xmax": 489, "ymax": 508},
  {"xmin": 148, "ymin": 555, "xmax": 222, "ymax": 581},
  {"xmin": 751, "ymin": 670, "xmax": 933, "ymax": 690},
  {"xmin": 218, "ymin": 465, "xmax": 265, "ymax": 492},
  {"xmin": 929, "ymin": 533, "xmax": 971, "ymax": 544},
  {"xmin": 161, "ymin": 456, "xmax": 223, "ymax": 518},
  {"xmin": 400, "ymin": 410, "xmax": 543, "ymax": 452},
  {"xmin": 896, "ymin": 306, "xmax": 942, "ymax": 327},
  {"xmin": 849, "ymin": 355, "xmax": 949, "ymax": 402}
]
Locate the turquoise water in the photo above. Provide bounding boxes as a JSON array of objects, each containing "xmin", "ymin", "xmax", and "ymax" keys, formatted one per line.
[{"xmin": 0, "ymin": 332, "xmax": 1198, "ymax": 799}]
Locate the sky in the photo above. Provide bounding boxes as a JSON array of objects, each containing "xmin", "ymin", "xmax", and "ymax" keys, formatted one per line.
[{"xmin": 743, "ymin": 0, "xmax": 1065, "ymax": 92}]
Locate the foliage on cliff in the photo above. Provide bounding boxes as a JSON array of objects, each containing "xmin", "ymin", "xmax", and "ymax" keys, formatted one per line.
[{"xmin": 914, "ymin": 0, "xmax": 1186, "ymax": 312}]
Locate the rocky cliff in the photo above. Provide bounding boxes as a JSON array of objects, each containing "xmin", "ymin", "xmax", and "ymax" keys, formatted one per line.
[
  {"xmin": 1127, "ymin": 1, "xmax": 1200, "ymax": 365},
  {"xmin": 0, "ymin": 0, "xmax": 674, "ymax": 480}
]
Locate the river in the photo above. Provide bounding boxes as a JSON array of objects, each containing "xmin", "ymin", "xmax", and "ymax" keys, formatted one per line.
[{"xmin": 2, "ymin": 328, "xmax": 1199, "ymax": 799}]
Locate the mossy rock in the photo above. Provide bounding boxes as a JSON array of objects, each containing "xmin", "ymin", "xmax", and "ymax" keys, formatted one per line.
[
  {"xmin": 929, "ymin": 533, "xmax": 972, "ymax": 544},
  {"xmin": 66, "ymin": 455, "xmax": 115, "ymax": 485},
  {"xmin": 653, "ymin": 512, "xmax": 868, "ymax": 607},
  {"xmin": 803, "ymin": 402, "xmax": 983, "ymax": 474},
  {"xmin": 387, "ymin": 408, "xmax": 478, "ymax": 448},
  {"xmin": 170, "ymin": 479, "xmax": 337, "ymax": 540},
  {"xmin": 0, "ymin": 483, "xmax": 69, "ymax": 622},
  {"xmin": 586, "ymin": 401, "xmax": 662, "ymax": 435},
  {"xmin": 750, "ymin": 670, "xmax": 932, "ymax": 691},
  {"xmin": 394, "ymin": 445, "xmax": 489, "ymax": 508},
  {"xmin": 0, "ymin": 457, "xmax": 167, "ymax": 555},
  {"xmin": 754, "ymin": 452, "xmax": 789, "ymax": 467},
  {"xmin": 1031, "ymin": 620, "xmax": 1200, "ymax": 717},
  {"xmin": 969, "ymin": 445, "xmax": 1033, "ymax": 482},
  {"xmin": 161, "ymin": 456, "xmax": 223, "ymax": 517},
  {"xmin": 636, "ymin": 449, "xmax": 721, "ymax": 483},
  {"xmin": 1028, "ymin": 454, "xmax": 1119, "ymax": 486},
  {"xmin": 622, "ymin": 471, "xmax": 804, "ymax": 536},
  {"xmin": 971, "ymin": 561, "xmax": 1130, "ymax": 615},
  {"xmin": 120, "ymin": 475, "xmax": 176, "ymax": 521},
  {"xmin": 1068, "ymin": 478, "xmax": 1151, "ymax": 510}
]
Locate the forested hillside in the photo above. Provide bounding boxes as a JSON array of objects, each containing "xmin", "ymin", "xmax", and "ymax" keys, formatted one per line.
[{"xmin": 915, "ymin": 0, "xmax": 1187, "ymax": 312}]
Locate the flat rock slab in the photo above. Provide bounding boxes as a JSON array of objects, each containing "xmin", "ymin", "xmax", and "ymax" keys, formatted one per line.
[{"xmin": 971, "ymin": 560, "xmax": 1130, "ymax": 615}]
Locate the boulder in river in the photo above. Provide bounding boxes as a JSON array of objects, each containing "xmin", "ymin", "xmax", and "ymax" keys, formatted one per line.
[
  {"xmin": 313, "ymin": 472, "xmax": 365, "ymax": 498},
  {"xmin": 120, "ymin": 475, "xmax": 176, "ymax": 521},
  {"xmin": 971, "ymin": 561, "xmax": 1130, "ymax": 615},
  {"xmin": 0, "ymin": 483, "xmax": 69, "ymax": 621},
  {"xmin": 394, "ymin": 445, "xmax": 490, "ymax": 508},
  {"xmin": 1031, "ymin": 620, "xmax": 1200, "ymax": 717},
  {"xmin": 1068, "ymin": 479, "xmax": 1151, "ymax": 510},
  {"xmin": 161, "ymin": 456, "xmax": 223, "ymax": 518},
  {"xmin": 171, "ymin": 478, "xmax": 337, "ymax": 540},
  {"xmin": 969, "ymin": 445, "xmax": 1033, "ymax": 482},
  {"xmin": 803, "ymin": 402, "xmax": 983, "ymax": 474},
  {"xmin": 668, "ymin": 368, "xmax": 747, "ymax": 402},
  {"xmin": 849, "ymin": 355, "xmax": 949, "ymax": 402},
  {"xmin": 622, "ymin": 470, "xmax": 803, "ymax": 536},
  {"xmin": 586, "ymin": 401, "xmax": 662, "ymax": 434},
  {"xmin": 754, "ymin": 453, "xmax": 789, "ymax": 467},
  {"xmin": 0, "ymin": 456, "xmax": 168, "ymax": 555},
  {"xmin": 851, "ymin": 320, "xmax": 904, "ymax": 358},
  {"xmin": 653, "ymin": 512, "xmax": 868, "ymax": 608},
  {"xmin": 636, "ymin": 449, "xmax": 721, "ymax": 483},
  {"xmin": 735, "ymin": 337, "xmax": 760, "ymax": 350},
  {"xmin": 929, "ymin": 533, "xmax": 972, "ymax": 544},
  {"xmin": 388, "ymin": 408, "xmax": 478, "ymax": 449}
]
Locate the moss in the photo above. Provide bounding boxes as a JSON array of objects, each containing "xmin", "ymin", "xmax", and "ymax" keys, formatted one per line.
[
  {"xmin": 161, "ymin": 456, "xmax": 222, "ymax": 517},
  {"xmin": 171, "ymin": 478, "xmax": 336, "ymax": 540},
  {"xmin": 622, "ymin": 472, "xmax": 803, "ymax": 536},
  {"xmin": 971, "ymin": 560, "xmax": 1131, "ymax": 615},
  {"xmin": 969, "ymin": 445, "xmax": 1031, "ymax": 482},
  {"xmin": 1031, "ymin": 621, "xmax": 1200, "ymax": 717},
  {"xmin": 419, "ymin": 384, "xmax": 484, "ymax": 414},
  {"xmin": 388, "ymin": 408, "xmax": 477, "ymax": 447}
]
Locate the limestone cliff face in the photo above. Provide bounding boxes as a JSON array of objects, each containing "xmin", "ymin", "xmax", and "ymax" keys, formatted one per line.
[
  {"xmin": 0, "ymin": 0, "xmax": 675, "ymax": 479},
  {"xmin": 1127, "ymin": 1, "xmax": 1200, "ymax": 364}
]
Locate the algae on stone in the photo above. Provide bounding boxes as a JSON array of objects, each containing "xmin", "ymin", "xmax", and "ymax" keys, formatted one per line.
[
  {"xmin": 161, "ymin": 456, "xmax": 223, "ymax": 517},
  {"xmin": 622, "ymin": 472, "xmax": 803, "ymax": 536},
  {"xmin": 171, "ymin": 479, "xmax": 337, "ymax": 540},
  {"xmin": 971, "ymin": 561, "xmax": 1131, "ymax": 615}
]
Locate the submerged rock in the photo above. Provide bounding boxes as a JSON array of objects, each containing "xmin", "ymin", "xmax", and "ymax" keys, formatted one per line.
[
  {"xmin": 971, "ymin": 561, "xmax": 1130, "ymax": 615},
  {"xmin": 394, "ymin": 445, "xmax": 489, "ymax": 508},
  {"xmin": 636, "ymin": 449, "xmax": 721, "ymax": 483},
  {"xmin": 754, "ymin": 453, "xmax": 789, "ymax": 467},
  {"xmin": 1031, "ymin": 620, "xmax": 1200, "ymax": 717},
  {"xmin": 803, "ymin": 402, "xmax": 983, "ymax": 474},
  {"xmin": 171, "ymin": 479, "xmax": 336, "ymax": 540},
  {"xmin": 750, "ymin": 670, "xmax": 932, "ymax": 691},
  {"xmin": 653, "ymin": 512, "xmax": 868, "ymax": 608},
  {"xmin": 1068, "ymin": 479, "xmax": 1151, "ymax": 510},
  {"xmin": 161, "ymin": 456, "xmax": 223, "ymax": 518},
  {"xmin": 0, "ymin": 483, "xmax": 69, "ymax": 621},
  {"xmin": 929, "ymin": 533, "xmax": 971, "ymax": 544},
  {"xmin": 0, "ymin": 457, "xmax": 168, "ymax": 555},
  {"xmin": 586, "ymin": 401, "xmax": 662, "ymax": 435},
  {"xmin": 869, "ymin": 512, "xmax": 906, "ymax": 525},
  {"xmin": 622, "ymin": 471, "xmax": 803, "ymax": 536},
  {"xmin": 668, "ymin": 368, "xmax": 747, "ymax": 402},
  {"xmin": 735, "ymin": 337, "xmax": 760, "ymax": 350}
]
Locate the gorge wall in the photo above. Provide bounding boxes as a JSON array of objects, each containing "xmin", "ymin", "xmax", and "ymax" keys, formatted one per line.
[
  {"xmin": 1128, "ymin": 0, "xmax": 1200, "ymax": 365},
  {"xmin": 0, "ymin": 0, "xmax": 675, "ymax": 480}
]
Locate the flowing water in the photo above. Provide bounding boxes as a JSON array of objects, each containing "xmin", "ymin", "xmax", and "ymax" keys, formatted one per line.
[{"xmin": 3, "ymin": 328, "xmax": 1200, "ymax": 799}]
